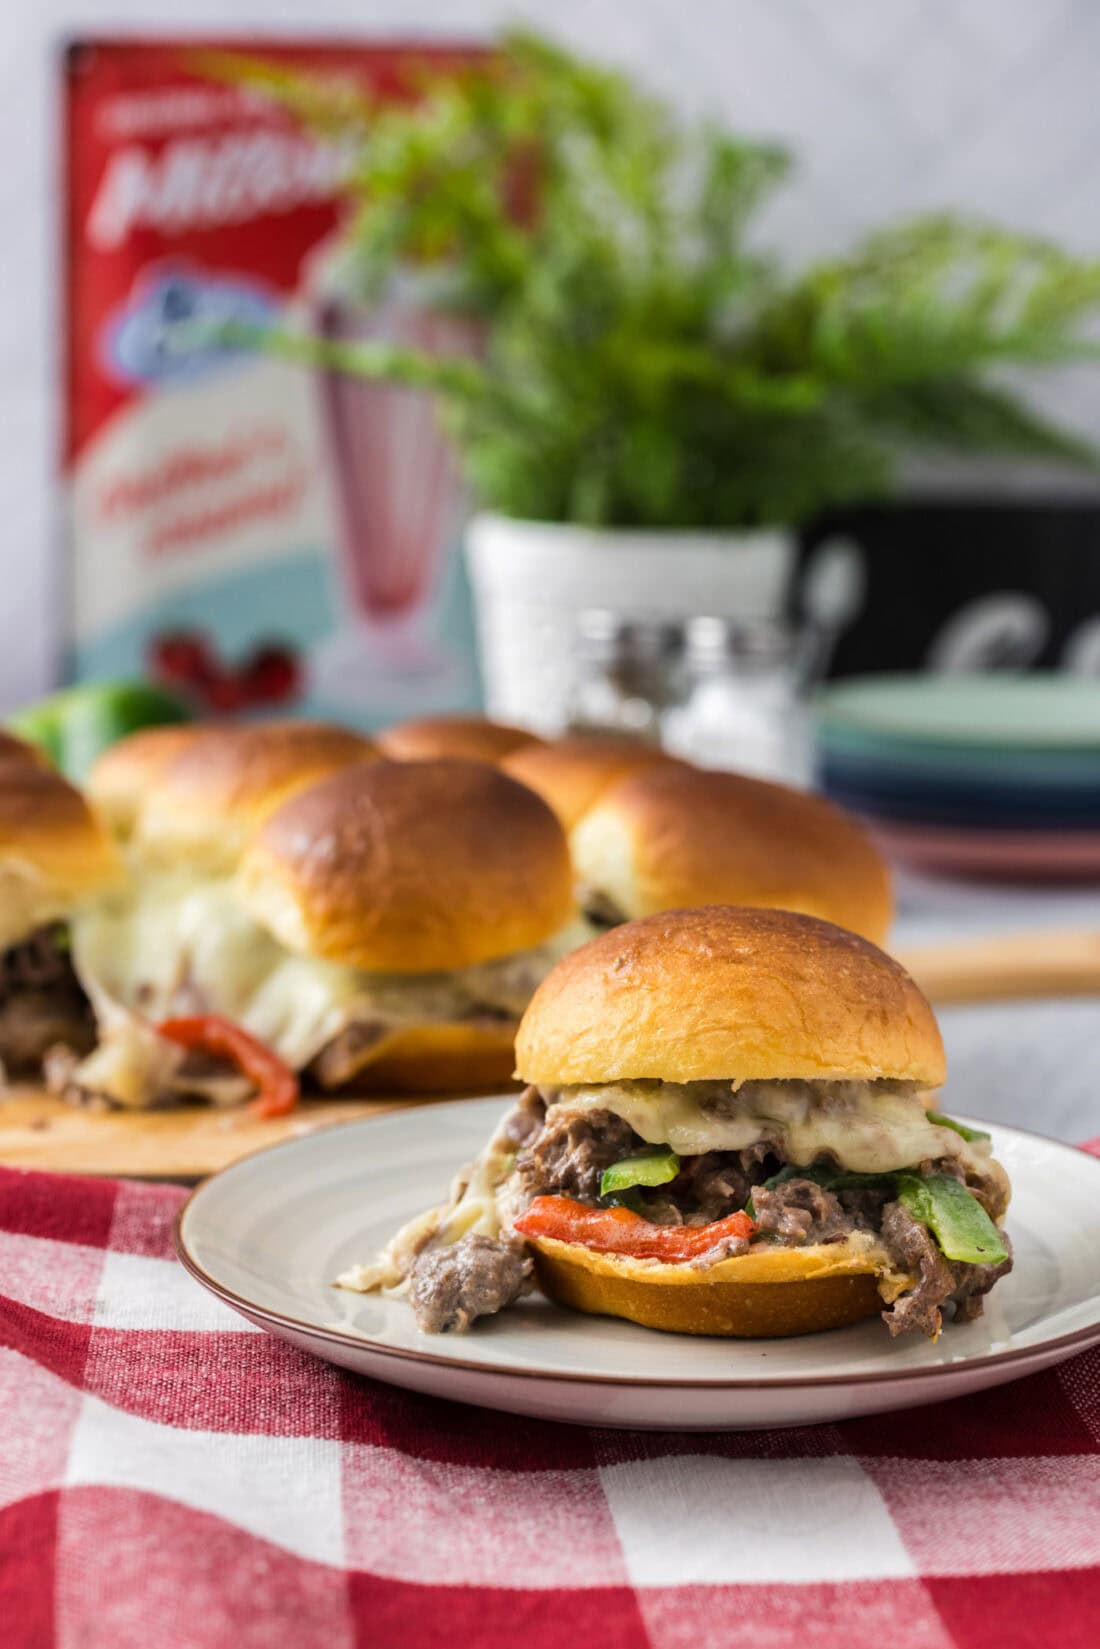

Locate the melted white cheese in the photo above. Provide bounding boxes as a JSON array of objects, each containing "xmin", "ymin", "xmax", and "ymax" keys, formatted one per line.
[{"xmin": 560, "ymin": 1079, "xmax": 989, "ymax": 1176}]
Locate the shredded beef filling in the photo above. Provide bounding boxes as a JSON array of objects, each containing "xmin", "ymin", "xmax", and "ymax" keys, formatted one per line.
[
  {"xmin": 515, "ymin": 1105, "xmax": 640, "ymax": 1203},
  {"xmin": 749, "ymin": 1177, "xmax": 893, "ymax": 1244},
  {"xmin": 400, "ymin": 1091, "xmax": 1012, "ymax": 1337},
  {"xmin": 0, "ymin": 924, "xmax": 95, "ymax": 1076},
  {"xmin": 505, "ymin": 1096, "xmax": 1011, "ymax": 1339},
  {"xmin": 502, "ymin": 1084, "xmax": 547, "ymax": 1148},
  {"xmin": 408, "ymin": 1234, "xmax": 532, "ymax": 1333},
  {"xmin": 578, "ymin": 887, "xmax": 628, "ymax": 930},
  {"xmin": 879, "ymin": 1201, "xmax": 1013, "ymax": 1337},
  {"xmin": 309, "ymin": 1022, "xmax": 392, "ymax": 1089}
]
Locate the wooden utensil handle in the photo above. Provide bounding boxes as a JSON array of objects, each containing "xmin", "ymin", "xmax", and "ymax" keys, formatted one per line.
[{"xmin": 898, "ymin": 930, "xmax": 1100, "ymax": 1005}]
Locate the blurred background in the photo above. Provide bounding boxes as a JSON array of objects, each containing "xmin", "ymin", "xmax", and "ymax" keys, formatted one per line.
[
  {"xmin": 2, "ymin": 1, "xmax": 1096, "ymax": 693},
  {"xmin": 0, "ymin": 0, "xmax": 1096, "ymax": 1137},
  {"xmin": 4, "ymin": 2, "xmax": 1100, "ymax": 892}
]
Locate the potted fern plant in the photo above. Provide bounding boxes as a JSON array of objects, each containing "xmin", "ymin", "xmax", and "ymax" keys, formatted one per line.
[{"xmin": 213, "ymin": 34, "xmax": 1100, "ymax": 725}]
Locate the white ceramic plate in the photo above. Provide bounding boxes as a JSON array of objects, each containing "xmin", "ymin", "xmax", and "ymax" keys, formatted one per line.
[{"xmin": 177, "ymin": 1097, "xmax": 1100, "ymax": 1431}]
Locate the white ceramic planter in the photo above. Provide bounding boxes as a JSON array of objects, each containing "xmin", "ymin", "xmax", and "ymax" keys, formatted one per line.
[{"xmin": 465, "ymin": 513, "xmax": 796, "ymax": 731}]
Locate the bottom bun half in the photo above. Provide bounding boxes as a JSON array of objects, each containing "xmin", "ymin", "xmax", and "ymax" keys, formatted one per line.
[
  {"xmin": 528, "ymin": 1233, "xmax": 906, "ymax": 1338},
  {"xmin": 327, "ymin": 1019, "xmax": 520, "ymax": 1096}
]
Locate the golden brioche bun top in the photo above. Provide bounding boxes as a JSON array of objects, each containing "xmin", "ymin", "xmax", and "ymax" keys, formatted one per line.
[
  {"xmin": 515, "ymin": 905, "xmax": 944, "ymax": 1088},
  {"xmin": 238, "ymin": 758, "xmax": 575, "ymax": 971},
  {"xmin": 88, "ymin": 724, "xmax": 205, "ymax": 838},
  {"xmin": 501, "ymin": 736, "xmax": 681, "ymax": 831},
  {"xmin": 572, "ymin": 765, "xmax": 893, "ymax": 944},
  {"xmin": 133, "ymin": 720, "xmax": 378, "ymax": 872},
  {"xmin": 377, "ymin": 714, "xmax": 541, "ymax": 765},
  {"xmin": 0, "ymin": 766, "xmax": 123, "ymax": 948},
  {"xmin": 0, "ymin": 731, "xmax": 50, "ymax": 771}
]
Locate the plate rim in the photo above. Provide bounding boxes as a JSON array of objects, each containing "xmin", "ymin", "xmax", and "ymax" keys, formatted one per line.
[{"xmin": 174, "ymin": 1103, "xmax": 1100, "ymax": 1392}]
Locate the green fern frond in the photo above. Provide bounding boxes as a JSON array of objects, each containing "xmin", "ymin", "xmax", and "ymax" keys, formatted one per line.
[{"xmin": 204, "ymin": 36, "xmax": 1100, "ymax": 527}]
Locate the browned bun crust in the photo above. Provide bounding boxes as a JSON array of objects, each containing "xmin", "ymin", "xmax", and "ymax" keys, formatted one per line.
[
  {"xmin": 572, "ymin": 765, "xmax": 893, "ymax": 944},
  {"xmin": 377, "ymin": 714, "xmax": 541, "ymax": 765},
  {"xmin": 88, "ymin": 724, "xmax": 205, "ymax": 838},
  {"xmin": 0, "ymin": 731, "xmax": 51, "ymax": 770},
  {"xmin": 325, "ymin": 1019, "xmax": 519, "ymax": 1096},
  {"xmin": 529, "ymin": 1234, "xmax": 888, "ymax": 1336},
  {"xmin": 135, "ymin": 720, "xmax": 378, "ymax": 871},
  {"xmin": 0, "ymin": 766, "xmax": 123, "ymax": 947},
  {"xmin": 239, "ymin": 758, "xmax": 574, "ymax": 971},
  {"xmin": 501, "ymin": 736, "xmax": 682, "ymax": 831},
  {"xmin": 515, "ymin": 905, "xmax": 945, "ymax": 1087}
]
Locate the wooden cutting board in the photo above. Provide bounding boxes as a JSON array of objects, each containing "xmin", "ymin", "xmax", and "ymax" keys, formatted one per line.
[
  {"xmin": 897, "ymin": 930, "xmax": 1100, "ymax": 1006},
  {"xmin": 0, "ymin": 1089, "xmax": 432, "ymax": 1180}
]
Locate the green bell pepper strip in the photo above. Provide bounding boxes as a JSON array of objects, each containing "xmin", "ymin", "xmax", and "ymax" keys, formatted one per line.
[
  {"xmin": 895, "ymin": 1172, "xmax": 1008, "ymax": 1266},
  {"xmin": 600, "ymin": 1147, "xmax": 681, "ymax": 1200},
  {"xmin": 926, "ymin": 1110, "xmax": 992, "ymax": 1145},
  {"xmin": 9, "ymin": 680, "xmax": 191, "ymax": 780}
]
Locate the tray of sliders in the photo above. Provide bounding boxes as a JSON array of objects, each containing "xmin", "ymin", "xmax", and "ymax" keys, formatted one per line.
[{"xmin": 1, "ymin": 707, "xmax": 913, "ymax": 1179}]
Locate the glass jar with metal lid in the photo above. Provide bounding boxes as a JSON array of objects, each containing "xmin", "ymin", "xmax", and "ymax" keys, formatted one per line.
[
  {"xmin": 662, "ymin": 615, "xmax": 815, "ymax": 784},
  {"xmin": 563, "ymin": 610, "xmax": 689, "ymax": 742}
]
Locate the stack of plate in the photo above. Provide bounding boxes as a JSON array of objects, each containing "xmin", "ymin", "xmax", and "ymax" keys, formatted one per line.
[{"xmin": 815, "ymin": 674, "xmax": 1100, "ymax": 880}]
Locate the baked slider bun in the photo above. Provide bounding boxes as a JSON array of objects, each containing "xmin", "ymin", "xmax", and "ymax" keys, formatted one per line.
[
  {"xmin": 0, "ymin": 765, "xmax": 122, "ymax": 952},
  {"xmin": 571, "ymin": 765, "xmax": 893, "ymax": 944},
  {"xmin": 343, "ymin": 907, "xmax": 1011, "ymax": 1340},
  {"xmin": 0, "ymin": 764, "xmax": 123, "ymax": 1076},
  {"xmin": 234, "ymin": 759, "xmax": 577, "ymax": 1092},
  {"xmin": 241, "ymin": 758, "xmax": 573, "ymax": 969},
  {"xmin": 132, "ymin": 720, "xmax": 378, "ymax": 872},
  {"xmin": 0, "ymin": 729, "xmax": 51, "ymax": 772},
  {"xmin": 514, "ymin": 906, "xmax": 941, "ymax": 1090},
  {"xmin": 88, "ymin": 724, "xmax": 205, "ymax": 839},
  {"xmin": 501, "ymin": 736, "xmax": 681, "ymax": 832},
  {"xmin": 378, "ymin": 714, "xmax": 541, "ymax": 765}
]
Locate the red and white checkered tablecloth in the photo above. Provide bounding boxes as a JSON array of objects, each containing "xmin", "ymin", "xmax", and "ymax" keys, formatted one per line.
[{"xmin": 3, "ymin": 1158, "xmax": 1100, "ymax": 1649}]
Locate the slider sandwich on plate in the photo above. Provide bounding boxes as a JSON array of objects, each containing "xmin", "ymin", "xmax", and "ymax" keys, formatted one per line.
[
  {"xmin": 0, "ymin": 739, "xmax": 123, "ymax": 1083},
  {"xmin": 571, "ymin": 764, "xmax": 893, "ymax": 943},
  {"xmin": 377, "ymin": 713, "xmax": 542, "ymax": 765},
  {"xmin": 342, "ymin": 906, "xmax": 1011, "ymax": 1341},
  {"xmin": 61, "ymin": 748, "xmax": 578, "ymax": 1108}
]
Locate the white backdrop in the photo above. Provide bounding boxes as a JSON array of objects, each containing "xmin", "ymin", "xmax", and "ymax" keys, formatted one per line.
[{"xmin": 4, "ymin": 0, "xmax": 1099, "ymax": 708}]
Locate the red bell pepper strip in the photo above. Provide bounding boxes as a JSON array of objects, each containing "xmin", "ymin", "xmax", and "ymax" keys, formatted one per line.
[
  {"xmin": 513, "ymin": 1195, "xmax": 757, "ymax": 1261},
  {"xmin": 157, "ymin": 1015, "xmax": 299, "ymax": 1119}
]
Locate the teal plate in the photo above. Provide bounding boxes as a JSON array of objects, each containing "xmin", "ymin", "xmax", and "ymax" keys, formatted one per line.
[
  {"xmin": 816, "ymin": 674, "xmax": 1100, "ymax": 758},
  {"xmin": 816, "ymin": 726, "xmax": 1100, "ymax": 785}
]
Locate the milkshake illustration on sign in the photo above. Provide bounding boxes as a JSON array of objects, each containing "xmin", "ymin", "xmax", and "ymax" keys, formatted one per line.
[
  {"xmin": 64, "ymin": 39, "xmax": 488, "ymax": 729},
  {"xmin": 308, "ymin": 246, "xmax": 482, "ymax": 706}
]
